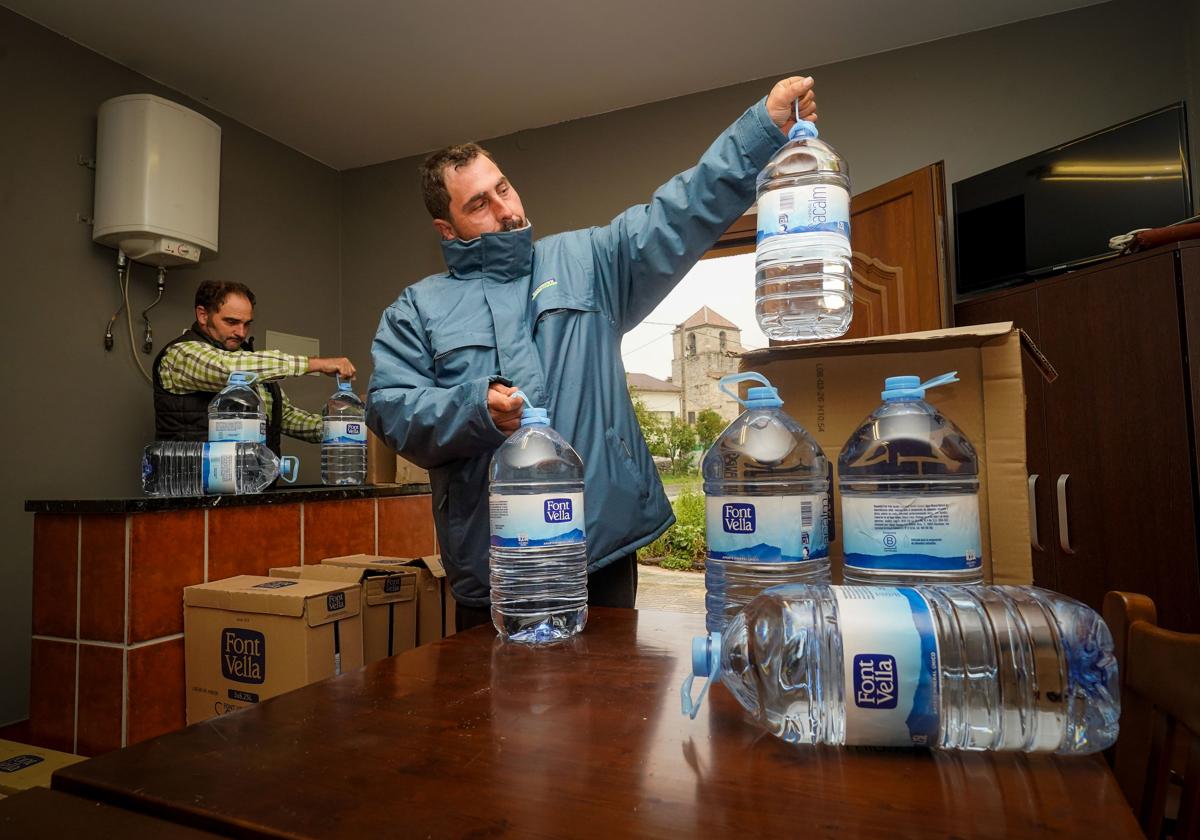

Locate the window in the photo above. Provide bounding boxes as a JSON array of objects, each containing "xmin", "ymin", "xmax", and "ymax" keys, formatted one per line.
[
  {"xmin": 719, "ymin": 330, "xmax": 727, "ymax": 351},
  {"xmin": 688, "ymin": 411, "xmax": 696, "ymax": 424},
  {"xmin": 687, "ymin": 333, "xmax": 697, "ymax": 356}
]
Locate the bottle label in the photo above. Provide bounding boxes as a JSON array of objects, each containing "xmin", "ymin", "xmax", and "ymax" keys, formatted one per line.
[
  {"xmin": 490, "ymin": 492, "xmax": 586, "ymax": 548},
  {"xmin": 705, "ymin": 494, "xmax": 829, "ymax": 562},
  {"xmin": 756, "ymin": 184, "xmax": 850, "ymax": 244},
  {"xmin": 841, "ymin": 493, "xmax": 982, "ymax": 571},
  {"xmin": 209, "ymin": 418, "xmax": 266, "ymax": 444},
  {"xmin": 323, "ymin": 420, "xmax": 367, "ymax": 445},
  {"xmin": 202, "ymin": 442, "xmax": 238, "ymax": 494},
  {"xmin": 833, "ymin": 586, "xmax": 940, "ymax": 747}
]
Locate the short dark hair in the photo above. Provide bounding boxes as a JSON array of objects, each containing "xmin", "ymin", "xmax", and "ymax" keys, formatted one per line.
[
  {"xmin": 419, "ymin": 143, "xmax": 495, "ymax": 220},
  {"xmin": 195, "ymin": 279, "xmax": 255, "ymax": 312}
]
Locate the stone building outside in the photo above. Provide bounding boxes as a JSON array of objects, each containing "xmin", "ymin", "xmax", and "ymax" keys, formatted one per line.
[{"xmin": 670, "ymin": 306, "xmax": 744, "ymax": 424}]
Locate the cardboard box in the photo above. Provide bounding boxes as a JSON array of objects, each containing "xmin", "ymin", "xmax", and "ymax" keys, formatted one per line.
[
  {"xmin": 366, "ymin": 420, "xmax": 397, "ymax": 485},
  {"xmin": 0, "ymin": 740, "xmax": 85, "ymax": 795},
  {"xmin": 183, "ymin": 575, "xmax": 363, "ymax": 724},
  {"xmin": 740, "ymin": 322, "xmax": 1054, "ymax": 585},
  {"xmin": 322, "ymin": 554, "xmax": 454, "ymax": 644},
  {"xmin": 269, "ymin": 564, "xmax": 418, "ymax": 662},
  {"xmin": 394, "ymin": 454, "xmax": 430, "ymax": 485}
]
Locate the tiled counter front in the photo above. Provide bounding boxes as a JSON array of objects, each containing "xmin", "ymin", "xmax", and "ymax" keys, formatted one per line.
[{"xmin": 26, "ymin": 488, "xmax": 435, "ymax": 756}]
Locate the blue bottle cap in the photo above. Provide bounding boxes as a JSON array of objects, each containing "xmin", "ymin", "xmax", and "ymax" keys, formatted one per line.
[
  {"xmin": 691, "ymin": 632, "xmax": 721, "ymax": 677},
  {"xmin": 745, "ymin": 386, "xmax": 783, "ymax": 409},
  {"xmin": 520, "ymin": 406, "xmax": 550, "ymax": 427},
  {"xmin": 787, "ymin": 120, "xmax": 819, "ymax": 141}
]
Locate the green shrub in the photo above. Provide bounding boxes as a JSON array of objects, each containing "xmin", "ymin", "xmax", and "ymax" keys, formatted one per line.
[
  {"xmin": 660, "ymin": 555, "xmax": 695, "ymax": 571},
  {"xmin": 639, "ymin": 489, "xmax": 707, "ymax": 571}
]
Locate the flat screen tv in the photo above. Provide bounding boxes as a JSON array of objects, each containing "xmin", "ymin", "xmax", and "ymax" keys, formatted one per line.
[{"xmin": 953, "ymin": 103, "xmax": 1192, "ymax": 299}]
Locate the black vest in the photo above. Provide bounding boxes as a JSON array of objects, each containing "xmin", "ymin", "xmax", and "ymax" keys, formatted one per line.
[{"xmin": 153, "ymin": 324, "xmax": 283, "ymax": 457}]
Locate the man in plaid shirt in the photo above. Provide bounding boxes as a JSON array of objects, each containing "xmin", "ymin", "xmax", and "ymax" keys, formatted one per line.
[{"xmin": 153, "ymin": 279, "xmax": 356, "ymax": 455}]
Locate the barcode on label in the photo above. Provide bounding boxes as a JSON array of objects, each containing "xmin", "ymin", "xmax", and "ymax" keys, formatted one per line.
[
  {"xmin": 801, "ymin": 501, "xmax": 813, "ymax": 528},
  {"xmin": 780, "ymin": 191, "xmax": 795, "ymax": 212}
]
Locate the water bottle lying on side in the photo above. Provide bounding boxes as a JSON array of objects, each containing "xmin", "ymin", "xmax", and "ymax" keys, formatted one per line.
[
  {"xmin": 682, "ymin": 584, "xmax": 1119, "ymax": 754},
  {"xmin": 489, "ymin": 390, "xmax": 588, "ymax": 644},
  {"xmin": 142, "ymin": 441, "xmax": 299, "ymax": 497}
]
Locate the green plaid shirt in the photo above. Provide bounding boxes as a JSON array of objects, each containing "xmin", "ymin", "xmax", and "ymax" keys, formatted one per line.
[{"xmin": 157, "ymin": 341, "xmax": 322, "ymax": 443}]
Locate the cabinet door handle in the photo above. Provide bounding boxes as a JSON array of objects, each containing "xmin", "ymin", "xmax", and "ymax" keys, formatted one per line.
[
  {"xmin": 1028, "ymin": 474, "xmax": 1043, "ymax": 551},
  {"xmin": 1056, "ymin": 474, "xmax": 1075, "ymax": 555}
]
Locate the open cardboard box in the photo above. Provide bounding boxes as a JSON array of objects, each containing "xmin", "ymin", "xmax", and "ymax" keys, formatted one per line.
[
  {"xmin": 270, "ymin": 564, "xmax": 418, "ymax": 662},
  {"xmin": 740, "ymin": 322, "xmax": 1055, "ymax": 585},
  {"xmin": 322, "ymin": 554, "xmax": 455, "ymax": 644}
]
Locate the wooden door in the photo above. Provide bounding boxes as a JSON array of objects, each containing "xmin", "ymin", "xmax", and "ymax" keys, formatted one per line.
[
  {"xmin": 955, "ymin": 286, "xmax": 1056, "ymax": 591},
  {"xmin": 712, "ymin": 163, "xmax": 950, "ymax": 339},
  {"xmin": 845, "ymin": 163, "xmax": 950, "ymax": 337},
  {"xmin": 1036, "ymin": 253, "xmax": 1200, "ymax": 631}
]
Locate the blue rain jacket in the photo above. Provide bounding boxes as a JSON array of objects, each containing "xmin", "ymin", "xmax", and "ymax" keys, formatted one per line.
[{"xmin": 367, "ymin": 99, "xmax": 786, "ymax": 607}]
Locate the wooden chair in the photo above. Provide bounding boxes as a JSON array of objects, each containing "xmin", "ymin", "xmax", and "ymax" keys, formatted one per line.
[{"xmin": 1104, "ymin": 591, "xmax": 1200, "ymax": 839}]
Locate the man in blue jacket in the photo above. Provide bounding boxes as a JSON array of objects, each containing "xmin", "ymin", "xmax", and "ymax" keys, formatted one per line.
[{"xmin": 367, "ymin": 77, "xmax": 818, "ymax": 630}]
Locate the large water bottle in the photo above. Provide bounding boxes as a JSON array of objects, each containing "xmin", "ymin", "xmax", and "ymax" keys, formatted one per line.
[
  {"xmin": 839, "ymin": 372, "xmax": 983, "ymax": 586},
  {"xmin": 754, "ymin": 115, "xmax": 852, "ymax": 341},
  {"xmin": 321, "ymin": 377, "xmax": 367, "ymax": 486},
  {"xmin": 683, "ymin": 584, "xmax": 1120, "ymax": 754},
  {"xmin": 208, "ymin": 371, "xmax": 266, "ymax": 444},
  {"xmin": 141, "ymin": 441, "xmax": 299, "ymax": 496},
  {"xmin": 488, "ymin": 392, "xmax": 587, "ymax": 644},
  {"xmin": 703, "ymin": 372, "xmax": 830, "ymax": 634}
]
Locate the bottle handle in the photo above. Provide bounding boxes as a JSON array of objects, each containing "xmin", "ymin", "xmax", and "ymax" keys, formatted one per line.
[
  {"xmin": 279, "ymin": 456, "xmax": 300, "ymax": 484},
  {"xmin": 512, "ymin": 388, "xmax": 534, "ymax": 410},
  {"xmin": 680, "ymin": 671, "xmax": 713, "ymax": 720},
  {"xmin": 680, "ymin": 633, "xmax": 721, "ymax": 720},
  {"xmin": 718, "ymin": 372, "xmax": 771, "ymax": 407},
  {"xmin": 919, "ymin": 371, "xmax": 959, "ymax": 392}
]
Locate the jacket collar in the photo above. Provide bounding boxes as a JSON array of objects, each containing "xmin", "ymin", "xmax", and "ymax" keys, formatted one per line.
[{"xmin": 441, "ymin": 224, "xmax": 533, "ymax": 283}]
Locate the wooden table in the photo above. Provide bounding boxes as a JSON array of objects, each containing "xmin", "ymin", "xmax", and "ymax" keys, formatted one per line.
[{"xmin": 53, "ymin": 608, "xmax": 1141, "ymax": 838}]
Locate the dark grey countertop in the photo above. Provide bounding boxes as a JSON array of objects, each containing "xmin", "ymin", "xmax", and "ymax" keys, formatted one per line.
[{"xmin": 25, "ymin": 483, "xmax": 432, "ymax": 515}]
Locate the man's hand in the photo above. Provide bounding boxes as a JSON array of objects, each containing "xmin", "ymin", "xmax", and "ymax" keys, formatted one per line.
[
  {"xmin": 308, "ymin": 356, "xmax": 357, "ymax": 379},
  {"xmin": 766, "ymin": 76, "xmax": 817, "ymax": 135},
  {"xmin": 487, "ymin": 383, "xmax": 524, "ymax": 434}
]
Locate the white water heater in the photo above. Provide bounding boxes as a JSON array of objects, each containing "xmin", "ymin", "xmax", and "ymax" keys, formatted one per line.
[{"xmin": 92, "ymin": 94, "xmax": 221, "ymax": 267}]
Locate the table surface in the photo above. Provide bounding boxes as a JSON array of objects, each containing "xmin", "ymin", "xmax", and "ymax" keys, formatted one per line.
[{"xmin": 53, "ymin": 608, "xmax": 1141, "ymax": 839}]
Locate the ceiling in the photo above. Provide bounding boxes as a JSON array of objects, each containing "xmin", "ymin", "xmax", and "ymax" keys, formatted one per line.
[{"xmin": 5, "ymin": 0, "xmax": 1106, "ymax": 170}]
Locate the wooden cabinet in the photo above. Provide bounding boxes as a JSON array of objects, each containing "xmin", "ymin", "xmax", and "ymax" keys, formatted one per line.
[{"xmin": 956, "ymin": 242, "xmax": 1200, "ymax": 631}]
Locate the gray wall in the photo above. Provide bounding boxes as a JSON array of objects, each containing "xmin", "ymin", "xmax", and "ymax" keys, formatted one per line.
[
  {"xmin": 342, "ymin": 0, "xmax": 1199, "ymax": 382},
  {"xmin": 0, "ymin": 7, "xmax": 343, "ymax": 724}
]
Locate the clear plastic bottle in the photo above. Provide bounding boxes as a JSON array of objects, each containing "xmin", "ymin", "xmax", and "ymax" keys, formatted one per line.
[
  {"xmin": 839, "ymin": 372, "xmax": 984, "ymax": 586},
  {"xmin": 754, "ymin": 117, "xmax": 852, "ymax": 341},
  {"xmin": 683, "ymin": 584, "xmax": 1120, "ymax": 754},
  {"xmin": 321, "ymin": 377, "xmax": 367, "ymax": 486},
  {"xmin": 208, "ymin": 371, "xmax": 266, "ymax": 444},
  {"xmin": 488, "ymin": 394, "xmax": 587, "ymax": 644},
  {"xmin": 703, "ymin": 373, "xmax": 830, "ymax": 634},
  {"xmin": 141, "ymin": 441, "xmax": 298, "ymax": 496}
]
